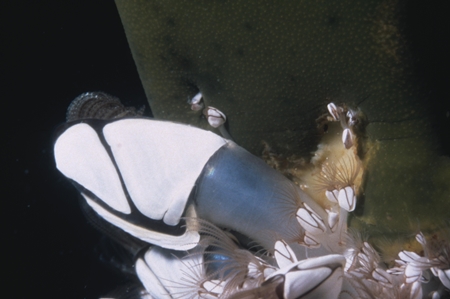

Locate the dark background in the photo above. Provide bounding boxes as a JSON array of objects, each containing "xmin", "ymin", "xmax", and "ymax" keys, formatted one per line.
[
  {"xmin": 2, "ymin": 1, "xmax": 147, "ymax": 298},
  {"xmin": 1, "ymin": 1, "xmax": 449, "ymax": 299}
]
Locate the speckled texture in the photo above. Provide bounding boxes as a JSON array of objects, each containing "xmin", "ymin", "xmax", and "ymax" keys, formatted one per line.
[{"xmin": 115, "ymin": 0, "xmax": 450, "ymax": 249}]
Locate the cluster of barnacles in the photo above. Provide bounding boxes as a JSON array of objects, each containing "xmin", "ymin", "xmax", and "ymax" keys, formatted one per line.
[
  {"xmin": 178, "ymin": 97, "xmax": 450, "ymax": 298},
  {"xmin": 290, "ymin": 102, "xmax": 364, "ymax": 253},
  {"xmin": 147, "ymin": 219, "xmax": 450, "ymax": 298},
  {"xmin": 55, "ymin": 92, "xmax": 449, "ymax": 299},
  {"xmin": 137, "ymin": 219, "xmax": 346, "ymax": 299},
  {"xmin": 386, "ymin": 232, "xmax": 450, "ymax": 297},
  {"xmin": 307, "ymin": 103, "xmax": 450, "ymax": 298},
  {"xmin": 340, "ymin": 229, "xmax": 450, "ymax": 299},
  {"xmin": 326, "ymin": 102, "xmax": 362, "ymax": 150}
]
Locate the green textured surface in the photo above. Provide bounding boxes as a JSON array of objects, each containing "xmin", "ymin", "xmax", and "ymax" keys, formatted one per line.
[{"xmin": 115, "ymin": 0, "xmax": 449, "ymax": 246}]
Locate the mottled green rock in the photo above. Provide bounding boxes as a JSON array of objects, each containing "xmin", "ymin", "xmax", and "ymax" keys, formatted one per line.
[{"xmin": 115, "ymin": 0, "xmax": 449, "ymax": 249}]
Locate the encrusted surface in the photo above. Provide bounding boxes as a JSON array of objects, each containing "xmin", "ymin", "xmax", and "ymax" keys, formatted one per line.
[{"xmin": 115, "ymin": 0, "xmax": 450, "ymax": 252}]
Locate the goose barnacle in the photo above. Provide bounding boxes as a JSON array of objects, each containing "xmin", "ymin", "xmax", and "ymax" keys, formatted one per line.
[
  {"xmin": 53, "ymin": 93, "xmax": 450, "ymax": 298},
  {"xmin": 54, "ymin": 93, "xmax": 322, "ymax": 253}
]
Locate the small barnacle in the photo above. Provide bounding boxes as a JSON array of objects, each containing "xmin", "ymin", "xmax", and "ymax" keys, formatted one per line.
[
  {"xmin": 66, "ymin": 91, "xmax": 144, "ymax": 122},
  {"xmin": 203, "ymin": 106, "xmax": 226, "ymax": 128},
  {"xmin": 342, "ymin": 128, "xmax": 354, "ymax": 149},
  {"xmin": 188, "ymin": 92, "xmax": 204, "ymax": 111},
  {"xmin": 327, "ymin": 102, "xmax": 344, "ymax": 121},
  {"xmin": 203, "ymin": 106, "xmax": 234, "ymax": 140}
]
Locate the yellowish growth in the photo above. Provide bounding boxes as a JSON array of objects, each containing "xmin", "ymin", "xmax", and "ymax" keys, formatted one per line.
[
  {"xmin": 261, "ymin": 121, "xmax": 365, "ymax": 210},
  {"xmin": 293, "ymin": 122, "xmax": 364, "ymax": 209}
]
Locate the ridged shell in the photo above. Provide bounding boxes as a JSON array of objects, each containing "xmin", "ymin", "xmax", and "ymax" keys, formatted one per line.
[{"xmin": 66, "ymin": 92, "xmax": 144, "ymax": 122}]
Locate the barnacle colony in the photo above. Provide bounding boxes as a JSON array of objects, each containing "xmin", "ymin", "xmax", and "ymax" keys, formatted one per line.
[{"xmin": 54, "ymin": 92, "xmax": 449, "ymax": 298}]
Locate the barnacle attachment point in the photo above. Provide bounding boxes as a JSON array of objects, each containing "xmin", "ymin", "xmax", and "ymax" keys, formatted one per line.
[
  {"xmin": 203, "ymin": 106, "xmax": 233, "ymax": 140},
  {"xmin": 187, "ymin": 92, "xmax": 234, "ymax": 140}
]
